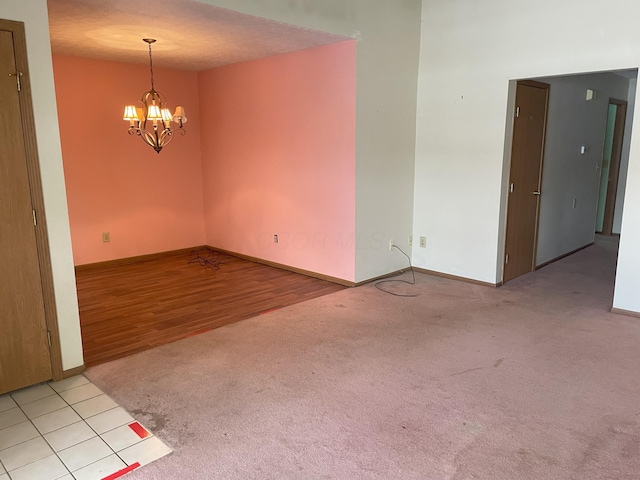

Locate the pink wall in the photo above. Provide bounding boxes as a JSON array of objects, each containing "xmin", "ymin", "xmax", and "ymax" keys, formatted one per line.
[
  {"xmin": 198, "ymin": 41, "xmax": 356, "ymax": 281},
  {"xmin": 53, "ymin": 55, "xmax": 206, "ymax": 265}
]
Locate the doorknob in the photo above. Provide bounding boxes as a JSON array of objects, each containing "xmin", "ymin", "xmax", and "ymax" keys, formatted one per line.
[{"xmin": 532, "ymin": 191, "xmax": 541, "ymax": 195}]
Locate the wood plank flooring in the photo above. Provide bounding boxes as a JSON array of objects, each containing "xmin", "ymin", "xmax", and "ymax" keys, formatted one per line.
[{"xmin": 75, "ymin": 249, "xmax": 346, "ymax": 367}]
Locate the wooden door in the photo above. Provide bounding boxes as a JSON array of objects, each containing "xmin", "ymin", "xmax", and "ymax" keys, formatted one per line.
[
  {"xmin": 600, "ymin": 99, "xmax": 627, "ymax": 235},
  {"xmin": 503, "ymin": 81, "xmax": 550, "ymax": 283},
  {"xmin": 0, "ymin": 24, "xmax": 53, "ymax": 393}
]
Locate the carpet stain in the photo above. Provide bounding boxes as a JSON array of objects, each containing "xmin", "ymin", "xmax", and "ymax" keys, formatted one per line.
[
  {"xmin": 449, "ymin": 367, "xmax": 484, "ymax": 377},
  {"xmin": 131, "ymin": 408, "xmax": 169, "ymax": 431},
  {"xmin": 494, "ymin": 358, "xmax": 504, "ymax": 368},
  {"xmin": 517, "ymin": 448, "xmax": 560, "ymax": 466}
]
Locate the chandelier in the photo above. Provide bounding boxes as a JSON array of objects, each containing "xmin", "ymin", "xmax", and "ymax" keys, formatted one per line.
[{"xmin": 123, "ymin": 39, "xmax": 187, "ymax": 153}]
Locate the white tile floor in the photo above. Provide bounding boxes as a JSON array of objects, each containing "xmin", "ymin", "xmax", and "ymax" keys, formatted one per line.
[{"xmin": 0, "ymin": 376, "xmax": 171, "ymax": 480}]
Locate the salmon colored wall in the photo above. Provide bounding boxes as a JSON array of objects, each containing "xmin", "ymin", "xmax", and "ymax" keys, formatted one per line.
[
  {"xmin": 198, "ymin": 41, "xmax": 356, "ymax": 281},
  {"xmin": 53, "ymin": 55, "xmax": 206, "ymax": 265}
]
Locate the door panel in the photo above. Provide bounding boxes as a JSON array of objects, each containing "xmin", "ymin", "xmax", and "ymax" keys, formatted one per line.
[
  {"xmin": 503, "ymin": 81, "xmax": 549, "ymax": 283},
  {"xmin": 0, "ymin": 29, "xmax": 52, "ymax": 394},
  {"xmin": 595, "ymin": 104, "xmax": 617, "ymax": 232},
  {"xmin": 601, "ymin": 100, "xmax": 626, "ymax": 235}
]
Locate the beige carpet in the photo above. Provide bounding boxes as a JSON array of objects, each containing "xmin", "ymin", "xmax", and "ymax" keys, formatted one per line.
[{"xmin": 86, "ymin": 236, "xmax": 640, "ymax": 479}]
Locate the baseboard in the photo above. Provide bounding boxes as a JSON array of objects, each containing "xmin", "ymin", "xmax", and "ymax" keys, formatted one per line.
[
  {"xmin": 74, "ymin": 245, "xmax": 354, "ymax": 286},
  {"xmin": 207, "ymin": 246, "xmax": 355, "ymax": 287},
  {"xmin": 611, "ymin": 307, "xmax": 640, "ymax": 318},
  {"xmin": 413, "ymin": 267, "xmax": 500, "ymax": 288},
  {"xmin": 62, "ymin": 364, "xmax": 86, "ymax": 379},
  {"xmin": 75, "ymin": 247, "xmax": 204, "ymax": 271},
  {"xmin": 535, "ymin": 242, "xmax": 594, "ymax": 270}
]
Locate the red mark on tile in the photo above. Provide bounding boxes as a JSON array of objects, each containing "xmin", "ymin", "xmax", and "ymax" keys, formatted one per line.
[
  {"xmin": 129, "ymin": 421, "xmax": 151, "ymax": 439},
  {"xmin": 185, "ymin": 329, "xmax": 211, "ymax": 338},
  {"xmin": 259, "ymin": 307, "xmax": 282, "ymax": 315},
  {"xmin": 101, "ymin": 462, "xmax": 140, "ymax": 480}
]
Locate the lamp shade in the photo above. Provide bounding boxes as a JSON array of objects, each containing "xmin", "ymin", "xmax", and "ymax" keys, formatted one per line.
[
  {"xmin": 161, "ymin": 108, "xmax": 173, "ymax": 122},
  {"xmin": 172, "ymin": 106, "xmax": 187, "ymax": 124},
  {"xmin": 147, "ymin": 104, "xmax": 162, "ymax": 120},
  {"xmin": 123, "ymin": 105, "xmax": 139, "ymax": 121}
]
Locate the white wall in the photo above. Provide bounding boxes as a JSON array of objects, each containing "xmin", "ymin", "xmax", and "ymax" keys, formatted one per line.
[
  {"xmin": 196, "ymin": 0, "xmax": 422, "ymax": 282},
  {"xmin": 0, "ymin": 0, "xmax": 83, "ymax": 369},
  {"xmin": 415, "ymin": 0, "xmax": 640, "ymax": 312},
  {"xmin": 613, "ymin": 76, "xmax": 637, "ymax": 234},
  {"xmin": 536, "ymin": 73, "xmax": 629, "ymax": 265}
]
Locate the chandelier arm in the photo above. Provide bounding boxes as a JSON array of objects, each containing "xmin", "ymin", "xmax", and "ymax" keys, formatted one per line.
[
  {"xmin": 158, "ymin": 130, "xmax": 175, "ymax": 147},
  {"xmin": 138, "ymin": 128, "xmax": 159, "ymax": 149}
]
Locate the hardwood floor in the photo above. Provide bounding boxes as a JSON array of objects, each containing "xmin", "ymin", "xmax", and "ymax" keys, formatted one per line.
[{"xmin": 75, "ymin": 249, "xmax": 347, "ymax": 367}]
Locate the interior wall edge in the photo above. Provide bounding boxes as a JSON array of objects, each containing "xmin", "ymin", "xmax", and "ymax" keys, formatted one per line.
[{"xmin": 0, "ymin": 0, "xmax": 84, "ymax": 372}]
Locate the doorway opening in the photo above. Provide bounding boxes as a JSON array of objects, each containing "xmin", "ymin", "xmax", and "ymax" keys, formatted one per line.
[
  {"xmin": 501, "ymin": 69, "xmax": 637, "ymax": 300},
  {"xmin": 596, "ymin": 98, "xmax": 627, "ymax": 236}
]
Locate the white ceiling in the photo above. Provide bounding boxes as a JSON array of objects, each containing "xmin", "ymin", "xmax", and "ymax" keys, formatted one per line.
[{"xmin": 47, "ymin": 0, "xmax": 347, "ymax": 72}]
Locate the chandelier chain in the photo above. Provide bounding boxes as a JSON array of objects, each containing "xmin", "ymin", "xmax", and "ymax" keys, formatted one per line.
[{"xmin": 148, "ymin": 42, "xmax": 155, "ymax": 90}]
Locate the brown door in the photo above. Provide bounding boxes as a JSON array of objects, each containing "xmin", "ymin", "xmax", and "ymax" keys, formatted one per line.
[
  {"xmin": 599, "ymin": 99, "xmax": 627, "ymax": 236},
  {"xmin": 503, "ymin": 80, "xmax": 550, "ymax": 283},
  {"xmin": 0, "ymin": 27, "xmax": 53, "ymax": 393}
]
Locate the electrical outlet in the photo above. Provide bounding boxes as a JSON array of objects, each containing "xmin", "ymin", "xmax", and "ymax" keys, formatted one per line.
[
  {"xmin": 102, "ymin": 232, "xmax": 110, "ymax": 243},
  {"xmin": 389, "ymin": 239, "xmax": 394, "ymax": 251},
  {"xmin": 408, "ymin": 236, "xmax": 413, "ymax": 247},
  {"xmin": 274, "ymin": 234, "xmax": 278, "ymax": 244},
  {"xmin": 419, "ymin": 236, "xmax": 426, "ymax": 248}
]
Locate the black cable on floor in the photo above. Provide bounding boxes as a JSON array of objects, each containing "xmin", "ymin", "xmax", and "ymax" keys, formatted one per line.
[
  {"xmin": 188, "ymin": 247, "xmax": 232, "ymax": 270},
  {"xmin": 375, "ymin": 245, "xmax": 419, "ymax": 297}
]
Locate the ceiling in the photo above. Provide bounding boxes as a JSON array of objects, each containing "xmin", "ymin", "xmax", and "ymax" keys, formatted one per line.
[{"xmin": 47, "ymin": 0, "xmax": 347, "ymax": 72}]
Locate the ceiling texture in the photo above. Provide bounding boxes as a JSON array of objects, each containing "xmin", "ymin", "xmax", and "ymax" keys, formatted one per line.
[{"xmin": 47, "ymin": 0, "xmax": 347, "ymax": 71}]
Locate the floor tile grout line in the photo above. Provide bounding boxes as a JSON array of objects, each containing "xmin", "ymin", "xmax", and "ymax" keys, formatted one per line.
[
  {"xmin": 50, "ymin": 379, "xmax": 144, "ymax": 476},
  {"xmin": 9, "ymin": 385, "xmax": 57, "ymax": 407},
  {"xmin": 47, "ymin": 374, "xmax": 90, "ymax": 395},
  {"xmin": 47, "ymin": 383, "xmax": 125, "ymax": 477},
  {"xmin": 2, "ymin": 377, "xmax": 165, "ymax": 479},
  {"xmin": 1, "ymin": 377, "xmax": 124, "ymax": 477},
  {"xmin": 6, "ymin": 386, "xmax": 74, "ymax": 477}
]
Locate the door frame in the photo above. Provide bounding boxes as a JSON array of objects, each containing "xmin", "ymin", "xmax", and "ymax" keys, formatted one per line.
[
  {"xmin": 501, "ymin": 79, "xmax": 550, "ymax": 283},
  {"xmin": 1, "ymin": 19, "xmax": 64, "ymax": 381},
  {"xmin": 600, "ymin": 98, "xmax": 627, "ymax": 236}
]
